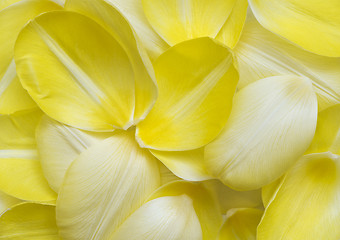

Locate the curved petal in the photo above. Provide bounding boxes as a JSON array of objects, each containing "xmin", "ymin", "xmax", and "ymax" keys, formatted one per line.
[
  {"xmin": 234, "ymin": 16, "xmax": 340, "ymax": 111},
  {"xmin": 151, "ymin": 148, "xmax": 212, "ymax": 181},
  {"xmin": 56, "ymin": 130, "xmax": 160, "ymax": 240},
  {"xmin": 158, "ymin": 162, "xmax": 181, "ymax": 185},
  {"xmin": 15, "ymin": 11, "xmax": 136, "ymax": 131},
  {"xmin": 0, "ymin": 203, "xmax": 60, "ymax": 239},
  {"xmin": 258, "ymin": 152, "xmax": 340, "ymax": 239},
  {"xmin": 36, "ymin": 115, "xmax": 113, "ymax": 192},
  {"xmin": 142, "ymin": 0, "xmax": 236, "ymax": 46},
  {"xmin": 219, "ymin": 208, "xmax": 263, "ymax": 240},
  {"xmin": 0, "ymin": 0, "xmax": 62, "ymax": 114},
  {"xmin": 249, "ymin": 0, "xmax": 340, "ymax": 57},
  {"xmin": 205, "ymin": 76, "xmax": 318, "ymax": 190},
  {"xmin": 0, "ymin": 191, "xmax": 21, "ymax": 214},
  {"xmin": 65, "ymin": 0, "xmax": 159, "ymax": 121},
  {"xmin": 261, "ymin": 177, "xmax": 283, "ymax": 208},
  {"xmin": 216, "ymin": 0, "xmax": 248, "ymax": 49},
  {"xmin": 136, "ymin": 38, "xmax": 238, "ymax": 151}
]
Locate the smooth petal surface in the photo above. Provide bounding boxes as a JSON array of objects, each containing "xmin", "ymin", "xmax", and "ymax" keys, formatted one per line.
[
  {"xmin": 142, "ymin": 0, "xmax": 236, "ymax": 46},
  {"xmin": 0, "ymin": 203, "xmax": 60, "ymax": 239},
  {"xmin": 0, "ymin": 0, "xmax": 61, "ymax": 114},
  {"xmin": 234, "ymin": 17, "xmax": 340, "ymax": 111},
  {"xmin": 216, "ymin": 0, "xmax": 248, "ymax": 49},
  {"xmin": 15, "ymin": 11, "xmax": 136, "ymax": 131},
  {"xmin": 219, "ymin": 208, "xmax": 263, "ymax": 240},
  {"xmin": 37, "ymin": 115, "xmax": 113, "ymax": 192},
  {"xmin": 0, "ymin": 191, "xmax": 21, "ymax": 214},
  {"xmin": 258, "ymin": 152, "xmax": 340, "ymax": 239},
  {"xmin": 136, "ymin": 38, "xmax": 238, "ymax": 150},
  {"xmin": 205, "ymin": 76, "xmax": 318, "ymax": 190},
  {"xmin": 112, "ymin": 195, "xmax": 203, "ymax": 240},
  {"xmin": 249, "ymin": 0, "xmax": 340, "ymax": 57},
  {"xmin": 57, "ymin": 130, "xmax": 160, "ymax": 240},
  {"xmin": 65, "ymin": 0, "xmax": 158, "ymax": 121}
]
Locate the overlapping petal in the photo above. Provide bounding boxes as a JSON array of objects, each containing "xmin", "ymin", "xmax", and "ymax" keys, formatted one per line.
[
  {"xmin": 136, "ymin": 37, "xmax": 238, "ymax": 150},
  {"xmin": 0, "ymin": 191, "xmax": 21, "ymax": 214},
  {"xmin": 261, "ymin": 177, "xmax": 283, "ymax": 208},
  {"xmin": 205, "ymin": 75, "xmax": 318, "ymax": 190}
]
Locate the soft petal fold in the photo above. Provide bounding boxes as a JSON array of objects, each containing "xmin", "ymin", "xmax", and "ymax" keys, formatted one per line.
[
  {"xmin": 36, "ymin": 115, "xmax": 112, "ymax": 192},
  {"xmin": 56, "ymin": 130, "xmax": 160, "ymax": 240},
  {"xmin": 0, "ymin": 203, "xmax": 60, "ymax": 239},
  {"xmin": 258, "ymin": 152, "xmax": 340, "ymax": 239},
  {"xmin": 0, "ymin": 191, "xmax": 21, "ymax": 214},
  {"xmin": 234, "ymin": 16, "xmax": 340, "ymax": 111},
  {"xmin": 136, "ymin": 38, "xmax": 238, "ymax": 150},
  {"xmin": 205, "ymin": 76, "xmax": 318, "ymax": 190},
  {"xmin": 249, "ymin": 0, "xmax": 340, "ymax": 57},
  {"xmin": 261, "ymin": 177, "xmax": 283, "ymax": 208},
  {"xmin": 142, "ymin": 0, "xmax": 236, "ymax": 46},
  {"xmin": 15, "ymin": 11, "xmax": 136, "ymax": 131}
]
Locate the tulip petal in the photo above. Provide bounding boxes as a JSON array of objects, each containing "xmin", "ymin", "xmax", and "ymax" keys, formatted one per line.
[
  {"xmin": 216, "ymin": 0, "xmax": 248, "ymax": 49},
  {"xmin": 219, "ymin": 208, "xmax": 263, "ymax": 240},
  {"xmin": 249, "ymin": 0, "xmax": 340, "ymax": 57},
  {"xmin": 36, "ymin": 115, "xmax": 113, "ymax": 192},
  {"xmin": 15, "ymin": 11, "xmax": 136, "ymax": 131},
  {"xmin": 57, "ymin": 130, "xmax": 160, "ymax": 240},
  {"xmin": 0, "ymin": 0, "xmax": 62, "ymax": 114},
  {"xmin": 136, "ymin": 38, "xmax": 238, "ymax": 150},
  {"xmin": 205, "ymin": 76, "xmax": 318, "ymax": 190},
  {"xmin": 112, "ymin": 195, "xmax": 203, "ymax": 240},
  {"xmin": 65, "ymin": 0, "xmax": 159, "ymax": 121},
  {"xmin": 0, "ymin": 191, "xmax": 21, "ymax": 214},
  {"xmin": 158, "ymin": 162, "xmax": 181, "ymax": 185},
  {"xmin": 0, "ymin": 203, "xmax": 60, "ymax": 239},
  {"xmin": 234, "ymin": 16, "xmax": 340, "ymax": 111},
  {"xmin": 258, "ymin": 152, "xmax": 340, "ymax": 239},
  {"xmin": 142, "ymin": 0, "xmax": 236, "ymax": 46},
  {"xmin": 261, "ymin": 177, "xmax": 283, "ymax": 208}
]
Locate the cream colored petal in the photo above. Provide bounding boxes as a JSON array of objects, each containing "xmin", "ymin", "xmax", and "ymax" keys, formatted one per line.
[
  {"xmin": 219, "ymin": 208, "xmax": 263, "ymax": 240},
  {"xmin": 15, "ymin": 11, "xmax": 136, "ymax": 131},
  {"xmin": 36, "ymin": 115, "xmax": 113, "ymax": 192},
  {"xmin": 56, "ymin": 130, "xmax": 160, "ymax": 240},
  {"xmin": 249, "ymin": 0, "xmax": 340, "ymax": 57},
  {"xmin": 258, "ymin": 152, "xmax": 340, "ymax": 239},
  {"xmin": 205, "ymin": 76, "xmax": 318, "ymax": 190},
  {"xmin": 65, "ymin": 0, "xmax": 159, "ymax": 121},
  {"xmin": 142, "ymin": 0, "xmax": 236, "ymax": 46},
  {"xmin": 216, "ymin": 0, "xmax": 248, "ymax": 49},
  {"xmin": 261, "ymin": 177, "xmax": 283, "ymax": 208},
  {"xmin": 0, "ymin": 203, "xmax": 60, "ymax": 239},
  {"xmin": 234, "ymin": 15, "xmax": 340, "ymax": 111},
  {"xmin": 113, "ymin": 195, "xmax": 203, "ymax": 240},
  {"xmin": 0, "ymin": 191, "xmax": 21, "ymax": 214},
  {"xmin": 136, "ymin": 38, "xmax": 238, "ymax": 150}
]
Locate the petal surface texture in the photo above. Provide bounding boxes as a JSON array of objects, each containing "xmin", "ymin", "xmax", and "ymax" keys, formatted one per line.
[
  {"xmin": 249, "ymin": 0, "xmax": 340, "ymax": 57},
  {"xmin": 56, "ymin": 130, "xmax": 160, "ymax": 240},
  {"xmin": 257, "ymin": 152, "xmax": 340, "ymax": 239},
  {"xmin": 112, "ymin": 195, "xmax": 202, "ymax": 240},
  {"xmin": 205, "ymin": 76, "xmax": 318, "ymax": 190},
  {"xmin": 0, "ymin": 0, "xmax": 62, "ymax": 114},
  {"xmin": 0, "ymin": 203, "xmax": 60, "ymax": 239},
  {"xmin": 142, "ymin": 0, "xmax": 236, "ymax": 46},
  {"xmin": 136, "ymin": 38, "xmax": 238, "ymax": 150},
  {"xmin": 234, "ymin": 16, "xmax": 340, "ymax": 111},
  {"xmin": 15, "ymin": 11, "xmax": 136, "ymax": 131}
]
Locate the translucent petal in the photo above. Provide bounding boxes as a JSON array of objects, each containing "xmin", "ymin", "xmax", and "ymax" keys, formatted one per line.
[
  {"xmin": 15, "ymin": 11, "xmax": 136, "ymax": 131},
  {"xmin": 136, "ymin": 38, "xmax": 238, "ymax": 150},
  {"xmin": 249, "ymin": 0, "xmax": 340, "ymax": 57},
  {"xmin": 258, "ymin": 152, "xmax": 340, "ymax": 239},
  {"xmin": 0, "ymin": 191, "xmax": 21, "ymax": 214},
  {"xmin": 234, "ymin": 16, "xmax": 340, "ymax": 111},
  {"xmin": 205, "ymin": 76, "xmax": 318, "ymax": 190},
  {"xmin": 56, "ymin": 130, "xmax": 160, "ymax": 240}
]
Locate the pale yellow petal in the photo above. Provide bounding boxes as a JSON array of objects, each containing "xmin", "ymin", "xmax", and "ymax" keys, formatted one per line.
[
  {"xmin": 219, "ymin": 208, "xmax": 263, "ymax": 240},
  {"xmin": 0, "ymin": 191, "xmax": 21, "ymax": 214},
  {"xmin": 0, "ymin": 203, "xmax": 60, "ymax": 239},
  {"xmin": 205, "ymin": 76, "xmax": 318, "ymax": 190},
  {"xmin": 258, "ymin": 152, "xmax": 340, "ymax": 239},
  {"xmin": 15, "ymin": 11, "xmax": 136, "ymax": 131},
  {"xmin": 234, "ymin": 16, "xmax": 340, "ymax": 111},
  {"xmin": 56, "ymin": 130, "xmax": 160, "ymax": 240},
  {"xmin": 249, "ymin": 0, "xmax": 340, "ymax": 57},
  {"xmin": 158, "ymin": 162, "xmax": 181, "ymax": 185},
  {"xmin": 36, "ymin": 115, "xmax": 113, "ymax": 192},
  {"xmin": 261, "ymin": 177, "xmax": 283, "ymax": 208},
  {"xmin": 136, "ymin": 38, "xmax": 238, "ymax": 150},
  {"xmin": 142, "ymin": 0, "xmax": 236, "ymax": 46}
]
